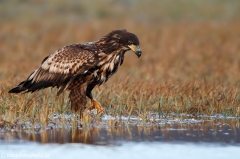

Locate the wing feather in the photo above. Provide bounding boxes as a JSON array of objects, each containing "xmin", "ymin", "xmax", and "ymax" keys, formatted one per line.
[
  {"xmin": 41, "ymin": 44, "xmax": 96, "ymax": 75},
  {"xmin": 21, "ymin": 43, "xmax": 99, "ymax": 94}
]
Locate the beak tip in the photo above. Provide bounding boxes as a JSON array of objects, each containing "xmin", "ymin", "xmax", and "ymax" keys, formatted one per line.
[
  {"xmin": 129, "ymin": 44, "xmax": 142, "ymax": 58},
  {"xmin": 136, "ymin": 50, "xmax": 142, "ymax": 58}
]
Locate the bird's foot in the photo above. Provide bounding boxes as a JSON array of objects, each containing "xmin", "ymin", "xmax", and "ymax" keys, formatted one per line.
[
  {"xmin": 80, "ymin": 99, "xmax": 104, "ymax": 127},
  {"xmin": 85, "ymin": 98, "xmax": 104, "ymax": 116}
]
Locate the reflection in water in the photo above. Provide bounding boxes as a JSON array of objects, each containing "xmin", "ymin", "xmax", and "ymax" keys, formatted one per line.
[{"xmin": 1, "ymin": 118, "xmax": 239, "ymax": 145}]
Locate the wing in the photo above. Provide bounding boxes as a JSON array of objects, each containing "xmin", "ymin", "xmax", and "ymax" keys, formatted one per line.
[
  {"xmin": 19, "ymin": 43, "xmax": 99, "ymax": 95},
  {"xmin": 40, "ymin": 44, "xmax": 97, "ymax": 76}
]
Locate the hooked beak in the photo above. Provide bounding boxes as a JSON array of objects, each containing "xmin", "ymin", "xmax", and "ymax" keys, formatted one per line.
[{"xmin": 128, "ymin": 44, "xmax": 142, "ymax": 58}]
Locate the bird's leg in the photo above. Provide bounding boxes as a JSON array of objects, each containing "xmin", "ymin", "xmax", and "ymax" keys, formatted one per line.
[
  {"xmin": 86, "ymin": 98, "xmax": 104, "ymax": 115},
  {"xmin": 81, "ymin": 98, "xmax": 104, "ymax": 128},
  {"xmin": 85, "ymin": 86, "xmax": 104, "ymax": 115}
]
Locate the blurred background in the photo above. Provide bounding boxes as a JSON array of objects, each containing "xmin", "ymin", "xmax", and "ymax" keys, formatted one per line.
[
  {"xmin": 1, "ymin": 0, "xmax": 240, "ymax": 86},
  {"xmin": 1, "ymin": 1, "xmax": 240, "ymax": 149}
]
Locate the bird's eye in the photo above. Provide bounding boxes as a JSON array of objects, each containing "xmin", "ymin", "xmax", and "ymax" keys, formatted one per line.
[{"xmin": 128, "ymin": 41, "xmax": 133, "ymax": 44}]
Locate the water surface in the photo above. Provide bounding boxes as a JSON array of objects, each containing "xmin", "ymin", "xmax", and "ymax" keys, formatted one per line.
[
  {"xmin": 0, "ymin": 115, "xmax": 240, "ymax": 159},
  {"xmin": 1, "ymin": 115, "xmax": 239, "ymax": 145}
]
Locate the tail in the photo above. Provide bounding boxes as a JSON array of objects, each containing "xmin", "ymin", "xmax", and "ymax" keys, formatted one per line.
[
  {"xmin": 8, "ymin": 70, "xmax": 54, "ymax": 94},
  {"xmin": 8, "ymin": 68, "xmax": 66, "ymax": 95},
  {"xmin": 8, "ymin": 81, "xmax": 27, "ymax": 93},
  {"xmin": 9, "ymin": 79, "xmax": 53, "ymax": 94}
]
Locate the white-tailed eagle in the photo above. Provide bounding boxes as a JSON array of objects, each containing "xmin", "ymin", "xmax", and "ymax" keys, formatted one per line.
[{"xmin": 9, "ymin": 29, "xmax": 141, "ymax": 115}]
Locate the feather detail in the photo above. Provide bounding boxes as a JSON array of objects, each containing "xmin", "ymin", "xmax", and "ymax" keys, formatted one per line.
[{"xmin": 9, "ymin": 29, "xmax": 141, "ymax": 114}]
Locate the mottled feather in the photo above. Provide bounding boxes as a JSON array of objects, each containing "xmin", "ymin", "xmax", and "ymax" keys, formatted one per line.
[
  {"xmin": 19, "ymin": 43, "xmax": 99, "ymax": 95},
  {"xmin": 9, "ymin": 29, "xmax": 141, "ymax": 114}
]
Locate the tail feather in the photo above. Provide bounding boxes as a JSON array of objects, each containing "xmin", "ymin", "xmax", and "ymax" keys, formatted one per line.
[
  {"xmin": 9, "ymin": 79, "xmax": 54, "ymax": 94},
  {"xmin": 8, "ymin": 81, "xmax": 27, "ymax": 93},
  {"xmin": 25, "ymin": 81, "xmax": 53, "ymax": 93},
  {"xmin": 8, "ymin": 68, "xmax": 71, "ymax": 94}
]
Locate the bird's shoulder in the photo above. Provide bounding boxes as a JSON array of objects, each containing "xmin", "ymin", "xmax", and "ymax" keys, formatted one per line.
[
  {"xmin": 40, "ymin": 43, "xmax": 99, "ymax": 75},
  {"xmin": 53, "ymin": 42, "xmax": 97, "ymax": 59}
]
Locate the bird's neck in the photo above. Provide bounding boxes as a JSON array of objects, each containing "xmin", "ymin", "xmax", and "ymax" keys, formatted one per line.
[{"xmin": 96, "ymin": 39, "xmax": 127, "ymax": 54}]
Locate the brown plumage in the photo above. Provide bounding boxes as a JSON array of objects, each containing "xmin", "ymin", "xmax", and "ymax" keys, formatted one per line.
[{"xmin": 9, "ymin": 29, "xmax": 142, "ymax": 115}]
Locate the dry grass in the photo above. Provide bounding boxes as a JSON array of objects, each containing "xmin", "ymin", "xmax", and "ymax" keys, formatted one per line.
[{"xmin": 0, "ymin": 0, "xmax": 240, "ymax": 129}]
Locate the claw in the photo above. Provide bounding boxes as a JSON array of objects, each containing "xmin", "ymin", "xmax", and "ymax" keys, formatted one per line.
[{"xmin": 85, "ymin": 98, "xmax": 104, "ymax": 115}]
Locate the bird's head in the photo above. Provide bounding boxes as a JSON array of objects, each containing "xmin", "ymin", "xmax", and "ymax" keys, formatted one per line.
[{"xmin": 98, "ymin": 30, "xmax": 142, "ymax": 57}]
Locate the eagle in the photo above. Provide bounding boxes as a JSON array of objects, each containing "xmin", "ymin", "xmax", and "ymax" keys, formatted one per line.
[{"xmin": 9, "ymin": 29, "xmax": 141, "ymax": 116}]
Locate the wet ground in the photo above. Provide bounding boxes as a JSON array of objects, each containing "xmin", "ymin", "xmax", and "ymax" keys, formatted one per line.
[{"xmin": 0, "ymin": 114, "xmax": 240, "ymax": 159}]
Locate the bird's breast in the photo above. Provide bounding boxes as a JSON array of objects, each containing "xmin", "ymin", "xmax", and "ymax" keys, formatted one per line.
[{"xmin": 94, "ymin": 53, "xmax": 124, "ymax": 84}]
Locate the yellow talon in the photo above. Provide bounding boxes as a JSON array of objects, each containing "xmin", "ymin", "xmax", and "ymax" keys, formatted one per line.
[{"xmin": 86, "ymin": 98, "xmax": 104, "ymax": 115}]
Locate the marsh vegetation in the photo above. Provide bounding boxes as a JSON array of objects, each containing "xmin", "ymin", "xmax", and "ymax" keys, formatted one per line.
[{"xmin": 0, "ymin": 1, "xmax": 240, "ymax": 144}]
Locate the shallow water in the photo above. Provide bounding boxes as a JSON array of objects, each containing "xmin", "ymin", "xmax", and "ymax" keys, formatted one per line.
[
  {"xmin": 1, "ymin": 121, "xmax": 240, "ymax": 145},
  {"xmin": 1, "ymin": 141, "xmax": 240, "ymax": 159},
  {"xmin": 0, "ymin": 115, "xmax": 240, "ymax": 159},
  {"xmin": 1, "ymin": 115, "xmax": 240, "ymax": 145}
]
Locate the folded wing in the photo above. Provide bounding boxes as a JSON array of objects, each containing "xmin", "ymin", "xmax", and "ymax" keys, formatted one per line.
[{"xmin": 9, "ymin": 44, "xmax": 99, "ymax": 95}]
